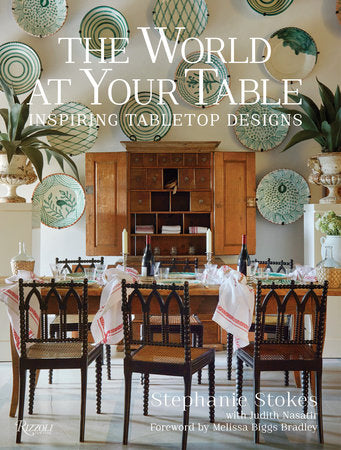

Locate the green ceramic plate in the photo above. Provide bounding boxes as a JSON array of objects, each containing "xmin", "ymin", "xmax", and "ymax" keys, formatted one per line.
[
  {"xmin": 119, "ymin": 92, "xmax": 173, "ymax": 141},
  {"xmin": 79, "ymin": 6, "xmax": 129, "ymax": 59},
  {"xmin": 264, "ymin": 27, "xmax": 318, "ymax": 82},
  {"xmin": 32, "ymin": 174, "xmax": 86, "ymax": 229},
  {"xmin": 153, "ymin": 0, "xmax": 208, "ymax": 41},
  {"xmin": 234, "ymin": 98, "xmax": 289, "ymax": 151},
  {"xmin": 0, "ymin": 42, "xmax": 41, "ymax": 95},
  {"xmin": 46, "ymin": 102, "xmax": 98, "ymax": 156},
  {"xmin": 246, "ymin": 0, "xmax": 293, "ymax": 15},
  {"xmin": 175, "ymin": 51, "xmax": 229, "ymax": 107},
  {"xmin": 256, "ymin": 169, "xmax": 310, "ymax": 225},
  {"xmin": 12, "ymin": 0, "xmax": 68, "ymax": 37}
]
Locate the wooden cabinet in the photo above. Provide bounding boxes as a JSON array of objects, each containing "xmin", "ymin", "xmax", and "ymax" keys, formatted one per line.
[
  {"xmin": 86, "ymin": 143, "xmax": 256, "ymax": 257},
  {"xmin": 214, "ymin": 152, "xmax": 256, "ymax": 255},
  {"xmin": 85, "ymin": 152, "xmax": 127, "ymax": 255}
]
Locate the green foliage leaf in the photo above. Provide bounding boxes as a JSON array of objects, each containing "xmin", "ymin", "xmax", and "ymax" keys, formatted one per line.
[
  {"xmin": 317, "ymin": 78, "xmax": 336, "ymax": 122},
  {"xmin": 0, "ymin": 140, "xmax": 17, "ymax": 162},
  {"xmin": 288, "ymin": 93, "xmax": 320, "ymax": 127},
  {"xmin": 335, "ymin": 86, "xmax": 341, "ymax": 110},
  {"xmin": 0, "ymin": 77, "xmax": 15, "ymax": 108},
  {"xmin": 282, "ymin": 130, "xmax": 322, "ymax": 152},
  {"xmin": 0, "ymin": 108, "xmax": 9, "ymax": 129},
  {"xmin": 20, "ymin": 146, "xmax": 43, "ymax": 181},
  {"xmin": 321, "ymin": 121, "xmax": 333, "ymax": 151}
]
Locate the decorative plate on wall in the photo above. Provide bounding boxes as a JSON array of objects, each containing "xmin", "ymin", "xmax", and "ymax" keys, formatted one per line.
[
  {"xmin": 46, "ymin": 102, "xmax": 98, "ymax": 156},
  {"xmin": 79, "ymin": 6, "xmax": 129, "ymax": 59},
  {"xmin": 0, "ymin": 42, "xmax": 41, "ymax": 95},
  {"xmin": 256, "ymin": 169, "xmax": 310, "ymax": 225},
  {"xmin": 264, "ymin": 27, "xmax": 318, "ymax": 82},
  {"xmin": 246, "ymin": 0, "xmax": 293, "ymax": 16},
  {"xmin": 337, "ymin": 0, "xmax": 341, "ymax": 24},
  {"xmin": 12, "ymin": 0, "xmax": 68, "ymax": 38},
  {"xmin": 119, "ymin": 92, "xmax": 173, "ymax": 141},
  {"xmin": 32, "ymin": 174, "xmax": 86, "ymax": 229},
  {"xmin": 175, "ymin": 52, "xmax": 229, "ymax": 107},
  {"xmin": 234, "ymin": 98, "xmax": 290, "ymax": 151},
  {"xmin": 153, "ymin": 0, "xmax": 208, "ymax": 41}
]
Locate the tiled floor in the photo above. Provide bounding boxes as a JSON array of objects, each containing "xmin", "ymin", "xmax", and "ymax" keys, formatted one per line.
[{"xmin": 0, "ymin": 352, "xmax": 340, "ymax": 449}]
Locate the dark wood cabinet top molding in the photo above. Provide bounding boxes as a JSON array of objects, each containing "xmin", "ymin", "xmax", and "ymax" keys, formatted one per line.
[{"xmin": 121, "ymin": 141, "xmax": 221, "ymax": 153}]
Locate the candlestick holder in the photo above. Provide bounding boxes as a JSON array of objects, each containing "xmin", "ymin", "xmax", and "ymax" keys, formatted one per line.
[
  {"xmin": 121, "ymin": 252, "xmax": 128, "ymax": 271},
  {"xmin": 206, "ymin": 251, "xmax": 213, "ymax": 265}
]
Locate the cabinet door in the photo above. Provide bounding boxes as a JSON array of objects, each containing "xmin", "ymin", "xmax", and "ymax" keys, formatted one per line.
[
  {"xmin": 214, "ymin": 152, "xmax": 255, "ymax": 255},
  {"xmin": 86, "ymin": 152, "xmax": 127, "ymax": 255}
]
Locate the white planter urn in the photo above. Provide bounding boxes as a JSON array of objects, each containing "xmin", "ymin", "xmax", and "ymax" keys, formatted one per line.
[
  {"xmin": 308, "ymin": 153, "xmax": 341, "ymax": 204},
  {"xmin": 0, "ymin": 154, "xmax": 37, "ymax": 203},
  {"xmin": 320, "ymin": 235, "xmax": 341, "ymax": 264}
]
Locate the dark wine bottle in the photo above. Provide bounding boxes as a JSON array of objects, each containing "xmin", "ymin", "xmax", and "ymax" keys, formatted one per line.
[
  {"xmin": 141, "ymin": 235, "xmax": 155, "ymax": 276},
  {"xmin": 237, "ymin": 234, "xmax": 251, "ymax": 276}
]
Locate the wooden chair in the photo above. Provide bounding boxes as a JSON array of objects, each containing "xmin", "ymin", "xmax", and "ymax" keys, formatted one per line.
[
  {"xmin": 158, "ymin": 257, "xmax": 199, "ymax": 273},
  {"xmin": 236, "ymin": 280, "xmax": 328, "ymax": 444},
  {"xmin": 49, "ymin": 256, "xmax": 111, "ymax": 382},
  {"xmin": 17, "ymin": 279, "xmax": 103, "ymax": 443},
  {"xmin": 226, "ymin": 258, "xmax": 294, "ymax": 382},
  {"xmin": 147, "ymin": 257, "xmax": 203, "ymax": 384},
  {"xmin": 121, "ymin": 280, "xmax": 215, "ymax": 450}
]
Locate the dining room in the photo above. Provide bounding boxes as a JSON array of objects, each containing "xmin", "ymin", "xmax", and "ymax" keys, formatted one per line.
[{"xmin": 0, "ymin": 0, "xmax": 341, "ymax": 449}]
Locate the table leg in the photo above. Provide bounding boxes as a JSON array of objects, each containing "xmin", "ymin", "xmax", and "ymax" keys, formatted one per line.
[{"xmin": 9, "ymin": 327, "xmax": 19, "ymax": 417}]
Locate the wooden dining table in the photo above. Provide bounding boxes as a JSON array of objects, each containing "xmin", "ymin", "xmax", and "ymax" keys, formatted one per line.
[{"xmin": 7, "ymin": 281, "xmax": 339, "ymax": 417}]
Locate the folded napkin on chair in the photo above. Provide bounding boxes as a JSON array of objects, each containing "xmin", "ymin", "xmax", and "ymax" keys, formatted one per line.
[
  {"xmin": 212, "ymin": 266, "xmax": 254, "ymax": 352},
  {"xmin": 91, "ymin": 266, "xmax": 139, "ymax": 345}
]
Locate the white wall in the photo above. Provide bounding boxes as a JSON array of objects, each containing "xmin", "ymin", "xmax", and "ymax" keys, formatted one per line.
[{"xmin": 0, "ymin": 0, "xmax": 340, "ymax": 275}]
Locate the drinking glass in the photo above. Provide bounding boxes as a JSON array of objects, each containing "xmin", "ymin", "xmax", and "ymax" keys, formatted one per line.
[
  {"xmin": 84, "ymin": 267, "xmax": 97, "ymax": 282},
  {"xmin": 250, "ymin": 262, "xmax": 258, "ymax": 277},
  {"xmin": 50, "ymin": 263, "xmax": 63, "ymax": 280},
  {"xmin": 170, "ymin": 246, "xmax": 177, "ymax": 256},
  {"xmin": 95, "ymin": 263, "xmax": 107, "ymax": 284},
  {"xmin": 159, "ymin": 267, "xmax": 170, "ymax": 279},
  {"xmin": 154, "ymin": 262, "xmax": 161, "ymax": 277},
  {"xmin": 195, "ymin": 268, "xmax": 204, "ymax": 281}
]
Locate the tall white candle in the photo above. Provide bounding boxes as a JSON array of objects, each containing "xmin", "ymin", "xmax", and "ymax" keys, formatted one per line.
[
  {"xmin": 122, "ymin": 228, "xmax": 128, "ymax": 254},
  {"xmin": 206, "ymin": 229, "xmax": 212, "ymax": 253}
]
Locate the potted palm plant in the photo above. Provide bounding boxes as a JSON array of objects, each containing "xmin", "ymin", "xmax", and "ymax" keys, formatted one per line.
[
  {"xmin": 0, "ymin": 78, "xmax": 79, "ymax": 203},
  {"xmin": 278, "ymin": 79, "xmax": 341, "ymax": 204}
]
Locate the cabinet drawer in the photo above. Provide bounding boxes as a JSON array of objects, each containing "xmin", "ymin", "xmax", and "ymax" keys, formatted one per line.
[
  {"xmin": 146, "ymin": 169, "xmax": 162, "ymax": 189},
  {"xmin": 158, "ymin": 153, "xmax": 171, "ymax": 166},
  {"xmin": 178, "ymin": 169, "xmax": 194, "ymax": 189},
  {"xmin": 130, "ymin": 153, "xmax": 143, "ymax": 167},
  {"xmin": 195, "ymin": 169, "xmax": 211, "ymax": 189},
  {"xmin": 171, "ymin": 154, "xmax": 183, "ymax": 166},
  {"xmin": 198, "ymin": 153, "xmax": 211, "ymax": 167},
  {"xmin": 143, "ymin": 153, "xmax": 157, "ymax": 166},
  {"xmin": 130, "ymin": 192, "xmax": 149, "ymax": 211},
  {"xmin": 184, "ymin": 153, "xmax": 197, "ymax": 166},
  {"xmin": 130, "ymin": 169, "xmax": 146, "ymax": 189},
  {"xmin": 191, "ymin": 192, "xmax": 211, "ymax": 211}
]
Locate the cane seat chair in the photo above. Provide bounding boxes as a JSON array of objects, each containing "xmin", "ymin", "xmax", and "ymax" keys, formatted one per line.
[
  {"xmin": 226, "ymin": 258, "xmax": 294, "ymax": 382},
  {"xmin": 16, "ymin": 279, "xmax": 103, "ymax": 443},
  {"xmin": 122, "ymin": 280, "xmax": 215, "ymax": 450},
  {"xmin": 236, "ymin": 280, "xmax": 328, "ymax": 444},
  {"xmin": 49, "ymin": 256, "xmax": 112, "ymax": 382}
]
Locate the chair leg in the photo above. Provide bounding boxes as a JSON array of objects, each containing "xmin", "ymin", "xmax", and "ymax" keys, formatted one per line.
[
  {"xmin": 197, "ymin": 330, "xmax": 203, "ymax": 385},
  {"xmin": 96, "ymin": 354, "xmax": 102, "ymax": 414},
  {"xmin": 208, "ymin": 360, "xmax": 215, "ymax": 423},
  {"xmin": 123, "ymin": 368, "xmax": 132, "ymax": 445},
  {"xmin": 16, "ymin": 368, "xmax": 26, "ymax": 443},
  {"xmin": 105, "ymin": 345, "xmax": 111, "ymax": 380},
  {"xmin": 254, "ymin": 370, "xmax": 260, "ymax": 444},
  {"xmin": 182, "ymin": 374, "xmax": 192, "ymax": 450},
  {"xmin": 28, "ymin": 369, "xmax": 36, "ymax": 415},
  {"xmin": 315, "ymin": 370, "xmax": 323, "ymax": 443},
  {"xmin": 140, "ymin": 373, "xmax": 144, "ymax": 385},
  {"xmin": 79, "ymin": 367, "xmax": 87, "ymax": 442},
  {"xmin": 236, "ymin": 357, "xmax": 243, "ymax": 416},
  {"xmin": 143, "ymin": 373, "xmax": 149, "ymax": 416},
  {"xmin": 227, "ymin": 333, "xmax": 233, "ymax": 380},
  {"xmin": 49, "ymin": 329, "xmax": 56, "ymax": 384},
  {"xmin": 284, "ymin": 370, "xmax": 289, "ymax": 386},
  {"xmin": 302, "ymin": 370, "xmax": 309, "ymax": 415}
]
